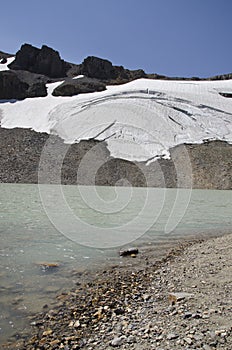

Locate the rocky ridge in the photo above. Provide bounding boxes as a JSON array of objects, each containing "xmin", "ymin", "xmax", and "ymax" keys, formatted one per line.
[{"xmin": 0, "ymin": 43, "xmax": 232, "ymax": 100}]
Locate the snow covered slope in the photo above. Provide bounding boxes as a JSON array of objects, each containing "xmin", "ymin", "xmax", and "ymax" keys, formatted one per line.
[{"xmin": 0, "ymin": 78, "xmax": 232, "ymax": 162}]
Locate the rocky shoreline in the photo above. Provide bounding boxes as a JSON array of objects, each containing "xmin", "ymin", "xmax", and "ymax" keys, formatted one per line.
[{"xmin": 3, "ymin": 233, "xmax": 232, "ymax": 350}]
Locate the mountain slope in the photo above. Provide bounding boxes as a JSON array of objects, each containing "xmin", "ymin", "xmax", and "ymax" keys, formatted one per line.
[{"xmin": 0, "ymin": 44, "xmax": 231, "ymax": 188}]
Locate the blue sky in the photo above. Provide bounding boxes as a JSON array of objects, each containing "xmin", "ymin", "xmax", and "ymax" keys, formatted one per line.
[{"xmin": 1, "ymin": 0, "xmax": 231, "ymax": 77}]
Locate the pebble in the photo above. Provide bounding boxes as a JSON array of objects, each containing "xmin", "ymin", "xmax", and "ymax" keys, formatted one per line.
[
  {"xmin": 168, "ymin": 292, "xmax": 194, "ymax": 303},
  {"xmin": 74, "ymin": 320, "xmax": 80, "ymax": 328},
  {"xmin": 203, "ymin": 345, "xmax": 212, "ymax": 350},
  {"xmin": 127, "ymin": 335, "xmax": 136, "ymax": 343},
  {"xmin": 110, "ymin": 336, "xmax": 126, "ymax": 347},
  {"xmin": 167, "ymin": 333, "xmax": 179, "ymax": 340},
  {"xmin": 184, "ymin": 336, "xmax": 193, "ymax": 345}
]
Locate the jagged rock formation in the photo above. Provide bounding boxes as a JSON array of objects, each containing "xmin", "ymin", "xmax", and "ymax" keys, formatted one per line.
[
  {"xmin": 80, "ymin": 56, "xmax": 117, "ymax": 80},
  {"xmin": 52, "ymin": 77, "xmax": 106, "ymax": 96},
  {"xmin": 78, "ymin": 56, "xmax": 146, "ymax": 84},
  {"xmin": 0, "ymin": 127, "xmax": 231, "ymax": 189},
  {"xmin": 8, "ymin": 43, "xmax": 71, "ymax": 78}
]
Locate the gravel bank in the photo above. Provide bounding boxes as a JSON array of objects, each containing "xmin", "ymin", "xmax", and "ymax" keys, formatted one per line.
[
  {"xmin": 3, "ymin": 234, "xmax": 232, "ymax": 350},
  {"xmin": 0, "ymin": 127, "xmax": 232, "ymax": 189}
]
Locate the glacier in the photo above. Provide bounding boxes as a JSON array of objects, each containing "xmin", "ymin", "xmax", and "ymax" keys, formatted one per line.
[{"xmin": 0, "ymin": 56, "xmax": 232, "ymax": 163}]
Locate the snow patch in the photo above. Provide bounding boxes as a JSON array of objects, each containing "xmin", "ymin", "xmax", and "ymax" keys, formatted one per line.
[{"xmin": 0, "ymin": 57, "xmax": 15, "ymax": 71}]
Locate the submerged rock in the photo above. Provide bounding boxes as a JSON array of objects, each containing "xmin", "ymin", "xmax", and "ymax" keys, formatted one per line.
[
  {"xmin": 35, "ymin": 262, "xmax": 60, "ymax": 272},
  {"xmin": 119, "ymin": 247, "xmax": 139, "ymax": 257}
]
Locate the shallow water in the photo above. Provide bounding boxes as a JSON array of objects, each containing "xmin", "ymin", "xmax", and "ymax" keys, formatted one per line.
[{"xmin": 0, "ymin": 183, "xmax": 231, "ymax": 343}]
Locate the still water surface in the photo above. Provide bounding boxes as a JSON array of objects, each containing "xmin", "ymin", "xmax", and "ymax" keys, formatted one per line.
[{"xmin": 0, "ymin": 184, "xmax": 231, "ymax": 343}]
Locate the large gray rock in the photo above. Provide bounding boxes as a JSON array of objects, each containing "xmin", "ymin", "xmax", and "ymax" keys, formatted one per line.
[
  {"xmin": 52, "ymin": 77, "xmax": 106, "ymax": 96},
  {"xmin": 8, "ymin": 43, "xmax": 70, "ymax": 78}
]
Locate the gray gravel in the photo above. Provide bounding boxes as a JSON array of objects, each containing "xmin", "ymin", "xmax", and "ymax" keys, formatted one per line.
[{"xmin": 3, "ymin": 234, "xmax": 232, "ymax": 350}]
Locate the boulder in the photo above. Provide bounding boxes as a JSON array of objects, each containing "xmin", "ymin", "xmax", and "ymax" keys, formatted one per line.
[
  {"xmin": 27, "ymin": 82, "xmax": 47, "ymax": 98},
  {"xmin": 52, "ymin": 77, "xmax": 106, "ymax": 97},
  {"xmin": 13, "ymin": 70, "xmax": 50, "ymax": 86},
  {"xmin": 80, "ymin": 56, "xmax": 117, "ymax": 80},
  {"xmin": 0, "ymin": 70, "xmax": 47, "ymax": 100},
  {"xmin": 119, "ymin": 247, "xmax": 139, "ymax": 257},
  {"xmin": 8, "ymin": 43, "xmax": 70, "ymax": 78},
  {"xmin": 0, "ymin": 71, "xmax": 29, "ymax": 100}
]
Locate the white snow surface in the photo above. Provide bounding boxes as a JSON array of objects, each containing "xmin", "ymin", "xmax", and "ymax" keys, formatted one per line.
[
  {"xmin": 0, "ymin": 78, "xmax": 232, "ymax": 162},
  {"xmin": 0, "ymin": 57, "xmax": 15, "ymax": 71}
]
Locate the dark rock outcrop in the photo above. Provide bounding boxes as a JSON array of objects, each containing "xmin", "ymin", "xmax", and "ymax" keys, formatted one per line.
[
  {"xmin": 1, "ymin": 42, "xmax": 232, "ymax": 103},
  {"xmin": 13, "ymin": 70, "xmax": 50, "ymax": 85},
  {"xmin": 208, "ymin": 73, "xmax": 232, "ymax": 81},
  {"xmin": 27, "ymin": 82, "xmax": 47, "ymax": 98},
  {"xmin": 0, "ymin": 70, "xmax": 47, "ymax": 100},
  {"xmin": 0, "ymin": 71, "xmax": 29, "ymax": 100},
  {"xmin": 8, "ymin": 44, "xmax": 71, "ymax": 78},
  {"xmin": 78, "ymin": 56, "xmax": 146, "ymax": 85},
  {"xmin": 80, "ymin": 56, "xmax": 117, "ymax": 80},
  {"xmin": 219, "ymin": 92, "xmax": 232, "ymax": 98},
  {"xmin": 129, "ymin": 69, "xmax": 146, "ymax": 80},
  {"xmin": 65, "ymin": 63, "xmax": 82, "ymax": 78},
  {"xmin": 52, "ymin": 77, "xmax": 106, "ymax": 96},
  {"xmin": 111, "ymin": 66, "xmax": 146, "ymax": 84}
]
